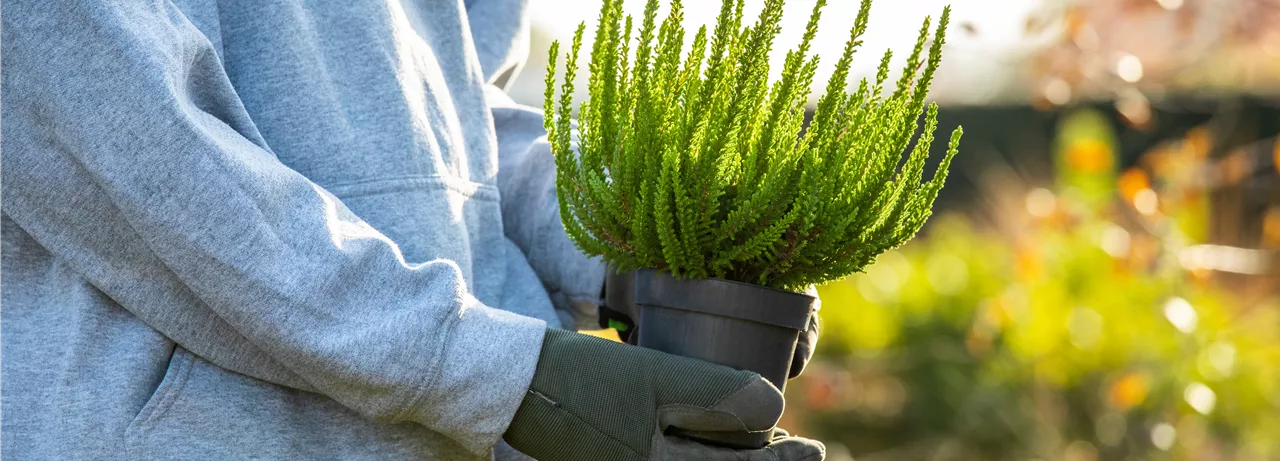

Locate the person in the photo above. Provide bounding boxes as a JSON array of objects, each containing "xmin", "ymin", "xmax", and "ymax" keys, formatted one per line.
[{"xmin": 0, "ymin": 1, "xmax": 826, "ymax": 460}]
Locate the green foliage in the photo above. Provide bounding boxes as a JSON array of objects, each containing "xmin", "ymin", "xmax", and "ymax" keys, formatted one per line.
[
  {"xmin": 544, "ymin": 0, "xmax": 962, "ymax": 291},
  {"xmin": 801, "ymin": 215, "xmax": 1280, "ymax": 460},
  {"xmin": 792, "ymin": 117, "xmax": 1280, "ymax": 459}
]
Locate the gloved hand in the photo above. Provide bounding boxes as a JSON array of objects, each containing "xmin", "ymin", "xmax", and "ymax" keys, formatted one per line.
[
  {"xmin": 503, "ymin": 329, "xmax": 825, "ymax": 461},
  {"xmin": 789, "ymin": 286, "xmax": 821, "ymax": 379}
]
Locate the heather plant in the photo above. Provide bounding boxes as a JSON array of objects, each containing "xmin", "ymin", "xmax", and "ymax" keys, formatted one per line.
[{"xmin": 544, "ymin": 0, "xmax": 962, "ymax": 292}]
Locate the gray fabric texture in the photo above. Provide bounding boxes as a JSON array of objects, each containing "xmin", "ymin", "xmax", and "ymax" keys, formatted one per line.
[{"xmin": 1, "ymin": 0, "xmax": 605, "ymax": 459}]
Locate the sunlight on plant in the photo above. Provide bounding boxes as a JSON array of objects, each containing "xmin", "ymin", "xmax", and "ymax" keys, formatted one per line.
[{"xmin": 543, "ymin": 0, "xmax": 961, "ymax": 291}]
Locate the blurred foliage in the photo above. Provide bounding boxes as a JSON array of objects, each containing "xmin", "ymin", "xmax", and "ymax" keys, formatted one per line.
[
  {"xmin": 783, "ymin": 109, "xmax": 1280, "ymax": 460},
  {"xmin": 1027, "ymin": 0, "xmax": 1280, "ymax": 110}
]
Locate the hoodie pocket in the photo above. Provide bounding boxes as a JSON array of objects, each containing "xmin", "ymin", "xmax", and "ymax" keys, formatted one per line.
[
  {"xmin": 326, "ymin": 174, "xmax": 508, "ymax": 306},
  {"xmin": 123, "ymin": 345, "xmax": 196, "ymax": 457},
  {"xmin": 113, "ymin": 347, "xmax": 481, "ymax": 460}
]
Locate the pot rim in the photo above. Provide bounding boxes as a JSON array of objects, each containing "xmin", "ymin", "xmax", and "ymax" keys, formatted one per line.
[{"xmin": 628, "ymin": 268, "xmax": 815, "ymax": 330}]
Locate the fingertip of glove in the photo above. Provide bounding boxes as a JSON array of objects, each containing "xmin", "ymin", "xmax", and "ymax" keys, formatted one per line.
[
  {"xmin": 710, "ymin": 376, "xmax": 784, "ymax": 431},
  {"xmin": 768, "ymin": 437, "xmax": 826, "ymax": 461}
]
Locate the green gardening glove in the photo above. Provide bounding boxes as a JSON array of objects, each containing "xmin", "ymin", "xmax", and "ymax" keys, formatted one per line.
[{"xmin": 503, "ymin": 329, "xmax": 825, "ymax": 461}]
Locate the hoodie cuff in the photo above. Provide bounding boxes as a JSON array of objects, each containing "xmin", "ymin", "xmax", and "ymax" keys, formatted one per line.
[{"xmin": 399, "ymin": 295, "xmax": 547, "ymax": 456}]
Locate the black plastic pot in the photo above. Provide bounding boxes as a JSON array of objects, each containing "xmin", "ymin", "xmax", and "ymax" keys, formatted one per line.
[{"xmin": 606, "ymin": 269, "xmax": 816, "ymax": 448}]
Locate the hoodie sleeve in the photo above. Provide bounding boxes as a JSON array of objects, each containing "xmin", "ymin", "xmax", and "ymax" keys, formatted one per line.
[
  {"xmin": 488, "ymin": 87, "xmax": 608, "ymax": 331},
  {"xmin": 0, "ymin": 1, "xmax": 544, "ymax": 455},
  {"xmin": 464, "ymin": 0, "xmax": 607, "ymax": 330},
  {"xmin": 465, "ymin": 0, "xmax": 531, "ymax": 89}
]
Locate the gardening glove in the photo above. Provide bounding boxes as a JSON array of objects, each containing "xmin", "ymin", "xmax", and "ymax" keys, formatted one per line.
[
  {"xmin": 504, "ymin": 328, "xmax": 826, "ymax": 461},
  {"xmin": 788, "ymin": 287, "xmax": 821, "ymax": 379}
]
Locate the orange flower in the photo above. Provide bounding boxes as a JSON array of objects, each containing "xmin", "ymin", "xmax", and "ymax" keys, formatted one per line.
[
  {"xmin": 1067, "ymin": 139, "xmax": 1114, "ymax": 173},
  {"xmin": 1107, "ymin": 372, "xmax": 1150, "ymax": 411},
  {"xmin": 1263, "ymin": 207, "xmax": 1280, "ymax": 248},
  {"xmin": 1015, "ymin": 246, "xmax": 1042, "ymax": 281},
  {"xmin": 1117, "ymin": 168, "xmax": 1150, "ymax": 202},
  {"xmin": 1185, "ymin": 126, "xmax": 1213, "ymax": 159}
]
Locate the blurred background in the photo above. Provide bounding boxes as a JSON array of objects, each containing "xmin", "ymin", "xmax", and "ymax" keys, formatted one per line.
[{"xmin": 526, "ymin": 0, "xmax": 1280, "ymax": 459}]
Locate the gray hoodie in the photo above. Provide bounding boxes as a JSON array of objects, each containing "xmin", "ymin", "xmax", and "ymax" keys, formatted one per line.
[{"xmin": 0, "ymin": 0, "xmax": 604, "ymax": 459}]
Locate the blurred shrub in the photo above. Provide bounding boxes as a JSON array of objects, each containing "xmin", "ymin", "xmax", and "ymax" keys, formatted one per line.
[{"xmin": 784, "ymin": 111, "xmax": 1280, "ymax": 461}]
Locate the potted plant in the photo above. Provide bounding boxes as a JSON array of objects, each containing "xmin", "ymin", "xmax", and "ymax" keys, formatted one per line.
[{"xmin": 543, "ymin": 0, "xmax": 962, "ymax": 447}]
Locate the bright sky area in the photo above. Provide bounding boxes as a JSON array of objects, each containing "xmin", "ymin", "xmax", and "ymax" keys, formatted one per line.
[{"xmin": 508, "ymin": 0, "xmax": 1047, "ymax": 108}]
